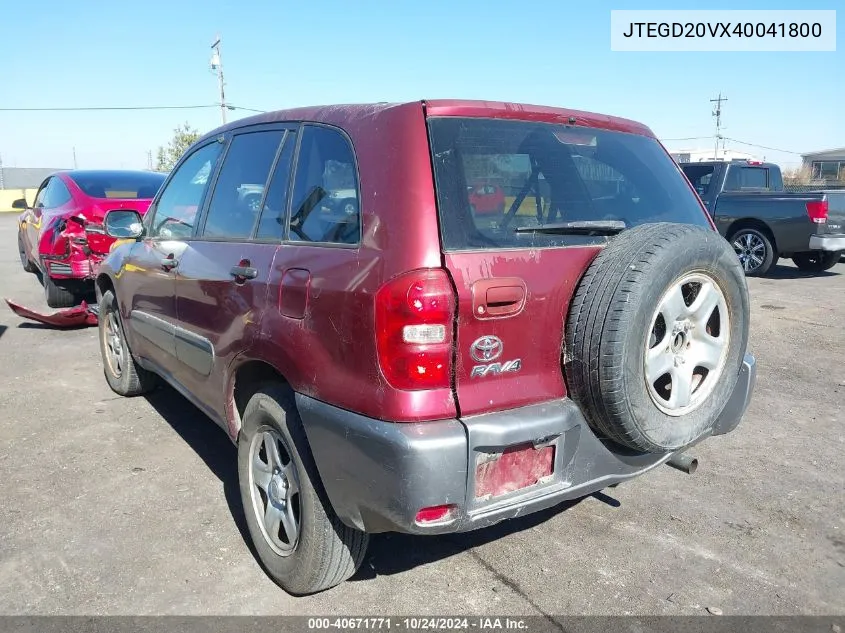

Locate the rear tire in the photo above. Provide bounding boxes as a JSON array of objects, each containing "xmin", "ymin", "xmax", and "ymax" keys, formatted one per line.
[
  {"xmin": 98, "ymin": 290, "xmax": 158, "ymax": 396},
  {"xmin": 564, "ymin": 223, "xmax": 750, "ymax": 453},
  {"xmin": 727, "ymin": 227, "xmax": 776, "ymax": 276},
  {"xmin": 238, "ymin": 384, "xmax": 368, "ymax": 595},
  {"xmin": 44, "ymin": 276, "xmax": 77, "ymax": 309},
  {"xmin": 792, "ymin": 250, "xmax": 840, "ymax": 273},
  {"xmin": 18, "ymin": 233, "xmax": 35, "ymax": 273}
]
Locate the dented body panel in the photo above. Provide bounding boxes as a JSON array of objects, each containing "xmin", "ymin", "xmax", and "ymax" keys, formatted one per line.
[
  {"xmin": 93, "ymin": 100, "xmax": 756, "ymax": 537},
  {"xmin": 17, "ymin": 170, "xmax": 164, "ymax": 291}
]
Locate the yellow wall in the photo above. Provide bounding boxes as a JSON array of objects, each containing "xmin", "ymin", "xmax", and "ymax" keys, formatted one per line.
[{"xmin": 0, "ymin": 189, "xmax": 38, "ymax": 213}]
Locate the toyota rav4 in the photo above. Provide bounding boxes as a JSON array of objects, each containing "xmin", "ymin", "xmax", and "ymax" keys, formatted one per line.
[{"xmin": 94, "ymin": 100, "xmax": 756, "ymax": 595}]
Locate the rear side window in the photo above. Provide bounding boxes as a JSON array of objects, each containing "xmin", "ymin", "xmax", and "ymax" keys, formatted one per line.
[
  {"xmin": 428, "ymin": 118, "xmax": 710, "ymax": 251},
  {"xmin": 681, "ymin": 165, "xmax": 716, "ymax": 198},
  {"xmin": 149, "ymin": 142, "xmax": 222, "ymax": 240},
  {"xmin": 202, "ymin": 130, "xmax": 284, "ymax": 239},
  {"xmin": 44, "ymin": 177, "xmax": 72, "ymax": 207},
  {"xmin": 288, "ymin": 125, "xmax": 360, "ymax": 245}
]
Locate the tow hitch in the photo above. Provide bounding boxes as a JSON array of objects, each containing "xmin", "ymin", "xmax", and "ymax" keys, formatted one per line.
[{"xmin": 5, "ymin": 298, "xmax": 99, "ymax": 328}]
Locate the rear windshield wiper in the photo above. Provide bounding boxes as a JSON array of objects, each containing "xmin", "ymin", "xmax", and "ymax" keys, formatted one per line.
[{"xmin": 514, "ymin": 220, "xmax": 627, "ymax": 235}]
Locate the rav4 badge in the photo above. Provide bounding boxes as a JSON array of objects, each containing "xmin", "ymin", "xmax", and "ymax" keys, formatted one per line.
[{"xmin": 469, "ymin": 335, "xmax": 522, "ymax": 378}]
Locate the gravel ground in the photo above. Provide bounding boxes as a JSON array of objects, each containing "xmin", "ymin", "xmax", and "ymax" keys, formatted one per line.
[{"xmin": 0, "ymin": 213, "xmax": 842, "ymax": 616}]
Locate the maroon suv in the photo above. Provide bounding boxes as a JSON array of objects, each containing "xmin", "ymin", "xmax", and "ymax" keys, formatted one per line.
[{"xmin": 95, "ymin": 100, "xmax": 756, "ymax": 595}]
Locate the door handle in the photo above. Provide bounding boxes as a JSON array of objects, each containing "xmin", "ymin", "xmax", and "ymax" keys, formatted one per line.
[
  {"xmin": 484, "ymin": 285, "xmax": 525, "ymax": 317},
  {"xmin": 161, "ymin": 256, "xmax": 178, "ymax": 271},
  {"xmin": 230, "ymin": 265, "xmax": 258, "ymax": 280}
]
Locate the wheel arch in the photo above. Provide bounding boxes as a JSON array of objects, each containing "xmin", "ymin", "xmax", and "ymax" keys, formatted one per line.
[
  {"xmin": 94, "ymin": 272, "xmax": 115, "ymax": 303},
  {"xmin": 725, "ymin": 218, "xmax": 778, "ymax": 254},
  {"xmin": 227, "ymin": 358, "xmax": 290, "ymax": 439}
]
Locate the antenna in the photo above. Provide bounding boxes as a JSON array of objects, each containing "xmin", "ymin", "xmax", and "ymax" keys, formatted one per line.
[{"xmin": 710, "ymin": 93, "xmax": 727, "ymax": 160}]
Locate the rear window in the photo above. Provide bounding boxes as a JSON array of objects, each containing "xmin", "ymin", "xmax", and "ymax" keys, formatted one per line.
[
  {"xmin": 724, "ymin": 166, "xmax": 769, "ymax": 191},
  {"xmin": 69, "ymin": 172, "xmax": 166, "ymax": 199},
  {"xmin": 428, "ymin": 118, "xmax": 709, "ymax": 251}
]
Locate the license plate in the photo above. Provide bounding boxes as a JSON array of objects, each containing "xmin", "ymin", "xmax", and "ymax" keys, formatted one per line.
[{"xmin": 475, "ymin": 443, "xmax": 555, "ymax": 499}]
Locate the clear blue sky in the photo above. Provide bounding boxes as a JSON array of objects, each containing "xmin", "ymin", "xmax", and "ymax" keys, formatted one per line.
[{"xmin": 1, "ymin": 0, "xmax": 842, "ymax": 170}]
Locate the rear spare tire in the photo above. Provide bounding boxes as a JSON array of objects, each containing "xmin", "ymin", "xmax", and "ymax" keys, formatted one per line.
[{"xmin": 564, "ymin": 223, "xmax": 750, "ymax": 453}]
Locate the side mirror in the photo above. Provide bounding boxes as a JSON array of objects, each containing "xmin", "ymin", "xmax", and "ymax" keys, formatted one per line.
[
  {"xmin": 11, "ymin": 198, "xmax": 28, "ymax": 210},
  {"xmin": 104, "ymin": 209, "xmax": 144, "ymax": 239}
]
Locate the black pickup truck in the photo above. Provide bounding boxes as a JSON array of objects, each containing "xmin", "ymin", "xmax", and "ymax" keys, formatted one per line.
[{"xmin": 680, "ymin": 160, "xmax": 845, "ymax": 275}]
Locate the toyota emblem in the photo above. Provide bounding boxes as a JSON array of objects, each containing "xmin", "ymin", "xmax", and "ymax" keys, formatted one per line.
[{"xmin": 470, "ymin": 335, "xmax": 503, "ymax": 363}]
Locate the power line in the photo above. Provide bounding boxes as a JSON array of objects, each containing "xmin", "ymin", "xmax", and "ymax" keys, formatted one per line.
[
  {"xmin": 0, "ymin": 104, "xmax": 218, "ymax": 112},
  {"xmin": 0, "ymin": 104, "xmax": 266, "ymax": 113},
  {"xmin": 661, "ymin": 136, "xmax": 713, "ymax": 142},
  {"xmin": 722, "ymin": 137, "xmax": 802, "ymax": 155}
]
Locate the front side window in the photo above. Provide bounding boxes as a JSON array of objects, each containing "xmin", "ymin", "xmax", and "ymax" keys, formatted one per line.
[
  {"xmin": 149, "ymin": 142, "xmax": 222, "ymax": 239},
  {"xmin": 202, "ymin": 130, "xmax": 284, "ymax": 239},
  {"xmin": 288, "ymin": 125, "xmax": 360, "ymax": 245},
  {"xmin": 33, "ymin": 179, "xmax": 50, "ymax": 208},
  {"xmin": 429, "ymin": 117, "xmax": 710, "ymax": 251}
]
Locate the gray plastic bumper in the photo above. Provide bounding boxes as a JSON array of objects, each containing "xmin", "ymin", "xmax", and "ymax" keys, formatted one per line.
[
  {"xmin": 297, "ymin": 353, "xmax": 757, "ymax": 535},
  {"xmin": 809, "ymin": 234, "xmax": 845, "ymax": 251}
]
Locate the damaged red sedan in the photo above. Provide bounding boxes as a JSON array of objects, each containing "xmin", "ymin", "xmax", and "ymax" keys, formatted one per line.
[{"xmin": 15, "ymin": 170, "xmax": 165, "ymax": 307}]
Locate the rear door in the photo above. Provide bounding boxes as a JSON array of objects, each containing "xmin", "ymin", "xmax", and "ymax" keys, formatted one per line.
[
  {"xmin": 173, "ymin": 125, "xmax": 292, "ymax": 420},
  {"xmin": 427, "ymin": 115, "xmax": 713, "ymax": 416}
]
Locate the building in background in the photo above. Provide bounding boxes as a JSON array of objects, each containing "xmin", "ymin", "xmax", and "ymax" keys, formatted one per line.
[
  {"xmin": 0, "ymin": 167, "xmax": 68, "ymax": 212},
  {"xmin": 801, "ymin": 148, "xmax": 845, "ymax": 184},
  {"xmin": 669, "ymin": 148, "xmax": 756, "ymax": 163},
  {"xmin": 0, "ymin": 167, "xmax": 67, "ymax": 190}
]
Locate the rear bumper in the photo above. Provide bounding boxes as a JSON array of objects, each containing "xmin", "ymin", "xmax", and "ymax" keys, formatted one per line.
[
  {"xmin": 40, "ymin": 252, "xmax": 103, "ymax": 281},
  {"xmin": 299, "ymin": 353, "xmax": 757, "ymax": 535},
  {"xmin": 809, "ymin": 233, "xmax": 845, "ymax": 252}
]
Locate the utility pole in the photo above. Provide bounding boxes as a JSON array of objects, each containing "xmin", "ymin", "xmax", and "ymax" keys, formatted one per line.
[
  {"xmin": 0, "ymin": 153, "xmax": 5, "ymax": 190},
  {"xmin": 210, "ymin": 35, "xmax": 227, "ymax": 124},
  {"xmin": 147, "ymin": 150, "xmax": 153, "ymax": 170},
  {"xmin": 72, "ymin": 147, "xmax": 78, "ymax": 169},
  {"xmin": 710, "ymin": 93, "xmax": 727, "ymax": 160}
]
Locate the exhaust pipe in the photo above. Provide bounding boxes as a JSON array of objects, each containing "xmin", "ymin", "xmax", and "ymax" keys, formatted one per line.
[{"xmin": 667, "ymin": 453, "xmax": 698, "ymax": 474}]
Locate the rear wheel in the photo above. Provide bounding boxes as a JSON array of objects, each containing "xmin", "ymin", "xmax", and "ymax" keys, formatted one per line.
[
  {"xmin": 238, "ymin": 384, "xmax": 368, "ymax": 595},
  {"xmin": 727, "ymin": 227, "xmax": 775, "ymax": 276},
  {"xmin": 98, "ymin": 290, "xmax": 158, "ymax": 396},
  {"xmin": 17, "ymin": 233, "xmax": 35, "ymax": 273},
  {"xmin": 44, "ymin": 276, "xmax": 77, "ymax": 309},
  {"xmin": 564, "ymin": 223, "xmax": 750, "ymax": 453},
  {"xmin": 792, "ymin": 250, "xmax": 840, "ymax": 273}
]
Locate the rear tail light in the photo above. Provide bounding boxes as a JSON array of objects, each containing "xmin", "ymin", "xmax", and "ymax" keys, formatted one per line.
[
  {"xmin": 375, "ymin": 268, "xmax": 456, "ymax": 390},
  {"xmin": 806, "ymin": 200, "xmax": 829, "ymax": 224},
  {"xmin": 414, "ymin": 504, "xmax": 456, "ymax": 525}
]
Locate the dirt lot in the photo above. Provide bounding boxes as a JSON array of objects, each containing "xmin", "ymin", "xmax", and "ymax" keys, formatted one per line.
[{"xmin": 0, "ymin": 213, "xmax": 842, "ymax": 616}]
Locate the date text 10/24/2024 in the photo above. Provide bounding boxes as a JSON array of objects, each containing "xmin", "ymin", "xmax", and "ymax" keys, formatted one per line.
[{"xmin": 307, "ymin": 618, "xmax": 530, "ymax": 631}]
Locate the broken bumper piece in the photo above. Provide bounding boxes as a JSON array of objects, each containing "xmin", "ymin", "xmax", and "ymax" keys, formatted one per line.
[{"xmin": 5, "ymin": 298, "xmax": 99, "ymax": 328}]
